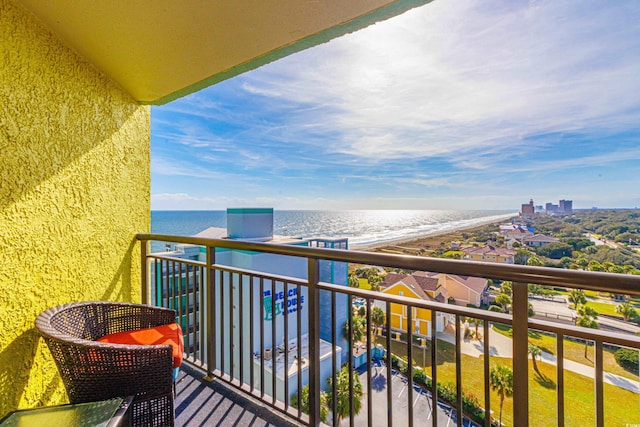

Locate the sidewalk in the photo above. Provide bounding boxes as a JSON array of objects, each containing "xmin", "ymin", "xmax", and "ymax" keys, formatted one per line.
[{"xmin": 436, "ymin": 325, "xmax": 640, "ymax": 394}]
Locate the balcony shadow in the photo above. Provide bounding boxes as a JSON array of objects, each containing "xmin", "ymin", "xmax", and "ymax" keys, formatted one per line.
[
  {"xmin": 175, "ymin": 367, "xmax": 298, "ymax": 427},
  {"xmin": 2, "ymin": 27, "xmax": 141, "ymax": 213},
  {"xmin": 100, "ymin": 238, "xmax": 136, "ymax": 302},
  {"xmin": 1, "ymin": 110, "xmax": 142, "ymax": 215},
  {"xmin": 0, "ymin": 329, "xmax": 39, "ymax": 417}
]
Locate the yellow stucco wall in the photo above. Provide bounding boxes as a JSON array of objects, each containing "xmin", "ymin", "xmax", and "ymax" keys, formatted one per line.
[{"xmin": 0, "ymin": 0, "xmax": 150, "ymax": 416}]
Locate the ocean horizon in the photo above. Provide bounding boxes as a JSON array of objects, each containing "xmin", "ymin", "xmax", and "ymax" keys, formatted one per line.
[{"xmin": 151, "ymin": 209, "xmax": 517, "ymax": 250}]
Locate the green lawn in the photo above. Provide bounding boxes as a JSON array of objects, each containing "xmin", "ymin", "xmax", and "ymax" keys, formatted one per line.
[
  {"xmin": 584, "ymin": 299, "xmax": 640, "ymax": 318},
  {"xmin": 379, "ymin": 337, "xmax": 639, "ymax": 427},
  {"xmin": 492, "ymin": 324, "xmax": 639, "ymax": 381},
  {"xmin": 551, "ymin": 290, "xmax": 640, "ymax": 317},
  {"xmin": 554, "ymin": 289, "xmax": 600, "ymax": 298}
]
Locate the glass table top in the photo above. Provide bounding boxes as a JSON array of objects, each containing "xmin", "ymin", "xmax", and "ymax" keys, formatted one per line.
[{"xmin": 0, "ymin": 397, "xmax": 129, "ymax": 427}]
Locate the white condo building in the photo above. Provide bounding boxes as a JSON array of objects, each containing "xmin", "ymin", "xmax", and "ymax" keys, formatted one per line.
[{"xmin": 151, "ymin": 208, "xmax": 348, "ymax": 403}]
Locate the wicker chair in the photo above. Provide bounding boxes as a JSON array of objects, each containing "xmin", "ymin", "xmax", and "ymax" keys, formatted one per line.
[{"xmin": 36, "ymin": 301, "xmax": 177, "ymax": 427}]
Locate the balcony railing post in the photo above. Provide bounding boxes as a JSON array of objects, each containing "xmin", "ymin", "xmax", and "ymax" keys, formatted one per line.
[
  {"xmin": 307, "ymin": 258, "xmax": 321, "ymax": 427},
  {"xmin": 140, "ymin": 238, "xmax": 148, "ymax": 304},
  {"xmin": 512, "ymin": 281, "xmax": 529, "ymax": 426},
  {"xmin": 595, "ymin": 340, "xmax": 604, "ymax": 426}
]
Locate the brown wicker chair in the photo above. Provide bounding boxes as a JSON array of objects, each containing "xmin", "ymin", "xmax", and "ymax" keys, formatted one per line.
[{"xmin": 35, "ymin": 301, "xmax": 177, "ymax": 427}]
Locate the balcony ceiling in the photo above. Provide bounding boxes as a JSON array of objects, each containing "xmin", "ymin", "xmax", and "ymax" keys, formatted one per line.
[{"xmin": 18, "ymin": 0, "xmax": 428, "ymax": 105}]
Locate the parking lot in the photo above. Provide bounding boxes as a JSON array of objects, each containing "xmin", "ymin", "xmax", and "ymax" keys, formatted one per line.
[{"xmin": 352, "ymin": 360, "xmax": 478, "ymax": 426}]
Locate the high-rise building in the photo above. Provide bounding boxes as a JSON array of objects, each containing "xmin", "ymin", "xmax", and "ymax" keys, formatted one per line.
[
  {"xmin": 521, "ymin": 199, "xmax": 535, "ymax": 218},
  {"xmin": 559, "ymin": 199, "xmax": 573, "ymax": 214}
]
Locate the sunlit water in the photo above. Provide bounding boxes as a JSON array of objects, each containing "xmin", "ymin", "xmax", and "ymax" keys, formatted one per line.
[{"xmin": 151, "ymin": 209, "xmax": 517, "ymax": 250}]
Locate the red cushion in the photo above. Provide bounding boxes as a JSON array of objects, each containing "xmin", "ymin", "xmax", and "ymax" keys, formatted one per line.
[{"xmin": 98, "ymin": 323, "xmax": 184, "ymax": 368}]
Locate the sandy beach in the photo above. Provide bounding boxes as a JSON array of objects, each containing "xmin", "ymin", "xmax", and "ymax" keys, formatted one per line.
[{"xmin": 351, "ymin": 213, "xmax": 517, "ymax": 252}]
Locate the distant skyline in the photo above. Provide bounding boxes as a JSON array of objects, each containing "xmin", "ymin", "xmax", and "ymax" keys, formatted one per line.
[{"xmin": 151, "ymin": 0, "xmax": 640, "ymax": 211}]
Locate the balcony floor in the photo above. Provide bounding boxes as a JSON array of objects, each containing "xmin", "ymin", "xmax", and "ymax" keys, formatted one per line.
[{"xmin": 175, "ymin": 366, "xmax": 298, "ymax": 427}]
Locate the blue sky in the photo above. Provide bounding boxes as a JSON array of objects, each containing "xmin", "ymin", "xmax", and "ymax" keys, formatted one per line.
[{"xmin": 151, "ymin": 0, "xmax": 640, "ymax": 211}]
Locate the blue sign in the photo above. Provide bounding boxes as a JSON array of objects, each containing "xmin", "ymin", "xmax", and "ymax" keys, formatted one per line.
[{"xmin": 263, "ymin": 288, "xmax": 305, "ymax": 321}]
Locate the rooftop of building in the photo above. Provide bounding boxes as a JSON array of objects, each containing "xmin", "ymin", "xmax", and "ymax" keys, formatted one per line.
[
  {"xmin": 382, "ymin": 272, "xmax": 444, "ymax": 303},
  {"xmin": 194, "ymin": 226, "xmax": 309, "ymax": 246},
  {"xmin": 461, "ymin": 245, "xmax": 516, "ymax": 256}
]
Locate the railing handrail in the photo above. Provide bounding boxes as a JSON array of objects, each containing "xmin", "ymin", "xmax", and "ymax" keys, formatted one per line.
[
  {"xmin": 137, "ymin": 233, "xmax": 640, "ymax": 294},
  {"xmin": 146, "ymin": 250, "xmax": 517, "ymax": 325},
  {"xmin": 140, "ymin": 232, "xmax": 640, "ymax": 427}
]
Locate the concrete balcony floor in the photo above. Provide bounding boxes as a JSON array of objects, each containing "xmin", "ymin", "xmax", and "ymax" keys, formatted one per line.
[{"xmin": 175, "ymin": 365, "xmax": 297, "ymax": 427}]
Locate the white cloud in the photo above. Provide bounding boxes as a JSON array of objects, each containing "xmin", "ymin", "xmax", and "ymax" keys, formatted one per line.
[
  {"xmin": 238, "ymin": 0, "xmax": 640, "ymax": 165},
  {"xmin": 151, "ymin": 193, "xmax": 260, "ymax": 210},
  {"xmin": 151, "ymin": 158, "xmax": 225, "ymax": 179},
  {"xmin": 507, "ymin": 147, "xmax": 640, "ymax": 173},
  {"xmin": 152, "ymin": 0, "xmax": 640, "ymax": 209}
]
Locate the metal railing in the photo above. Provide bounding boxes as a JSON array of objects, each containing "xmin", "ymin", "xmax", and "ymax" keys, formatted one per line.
[{"xmin": 138, "ymin": 233, "xmax": 640, "ymax": 427}]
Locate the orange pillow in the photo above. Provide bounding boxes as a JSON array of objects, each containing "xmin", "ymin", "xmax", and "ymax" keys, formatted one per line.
[{"xmin": 98, "ymin": 323, "xmax": 184, "ymax": 368}]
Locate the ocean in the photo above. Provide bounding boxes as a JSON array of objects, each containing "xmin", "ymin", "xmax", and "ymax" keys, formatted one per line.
[{"xmin": 151, "ymin": 209, "xmax": 517, "ymax": 249}]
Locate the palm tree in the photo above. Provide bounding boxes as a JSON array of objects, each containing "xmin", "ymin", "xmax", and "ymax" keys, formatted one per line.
[
  {"xmin": 291, "ymin": 385, "xmax": 329, "ymax": 423},
  {"xmin": 615, "ymin": 301, "xmax": 638, "ymax": 322},
  {"xmin": 348, "ymin": 274, "xmax": 360, "ymax": 288},
  {"xmin": 327, "ymin": 365, "xmax": 363, "ymax": 425},
  {"xmin": 344, "ymin": 315, "xmax": 366, "ymax": 344},
  {"xmin": 368, "ymin": 274, "xmax": 383, "ymax": 291},
  {"xmin": 489, "ymin": 364, "xmax": 513, "ymax": 427},
  {"xmin": 474, "ymin": 318, "xmax": 481, "ymax": 340},
  {"xmin": 576, "ymin": 305, "xmax": 599, "ymax": 358},
  {"xmin": 495, "ymin": 293, "xmax": 512, "ymax": 313},
  {"xmin": 500, "ymin": 281, "xmax": 512, "ymax": 296},
  {"xmin": 576, "ymin": 304, "xmax": 598, "ymax": 327},
  {"xmin": 528, "ymin": 344, "xmax": 542, "ymax": 375},
  {"xmin": 371, "ymin": 306, "xmax": 385, "ymax": 334},
  {"xmin": 568, "ymin": 289, "xmax": 586, "ymax": 309}
]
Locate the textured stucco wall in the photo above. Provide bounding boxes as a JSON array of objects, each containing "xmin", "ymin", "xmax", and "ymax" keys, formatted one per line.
[{"xmin": 0, "ymin": 0, "xmax": 150, "ymax": 416}]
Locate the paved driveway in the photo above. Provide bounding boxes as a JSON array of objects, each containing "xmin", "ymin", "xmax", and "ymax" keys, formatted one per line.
[{"xmin": 352, "ymin": 361, "xmax": 478, "ymax": 427}]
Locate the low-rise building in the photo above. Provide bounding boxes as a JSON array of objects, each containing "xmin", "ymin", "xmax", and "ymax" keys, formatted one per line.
[
  {"xmin": 522, "ymin": 234, "xmax": 560, "ymax": 247},
  {"xmin": 461, "ymin": 245, "xmax": 516, "ymax": 264},
  {"xmin": 380, "ymin": 272, "xmax": 450, "ymax": 337},
  {"xmin": 426, "ymin": 273, "xmax": 489, "ymax": 307},
  {"xmin": 504, "ymin": 226, "xmax": 534, "ymax": 240}
]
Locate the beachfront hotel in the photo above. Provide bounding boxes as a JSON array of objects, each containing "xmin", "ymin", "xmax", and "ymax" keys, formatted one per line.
[
  {"xmin": 3, "ymin": 1, "xmax": 639, "ymax": 426},
  {"xmin": 150, "ymin": 208, "xmax": 348, "ymax": 403}
]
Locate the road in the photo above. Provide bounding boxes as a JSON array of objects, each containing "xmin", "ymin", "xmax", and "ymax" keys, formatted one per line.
[
  {"xmin": 586, "ymin": 233, "xmax": 621, "ymax": 249},
  {"xmin": 529, "ymin": 295, "xmax": 640, "ymax": 334}
]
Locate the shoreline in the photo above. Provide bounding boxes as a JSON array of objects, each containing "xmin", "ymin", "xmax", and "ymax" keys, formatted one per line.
[{"xmin": 350, "ymin": 213, "xmax": 517, "ymax": 252}]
